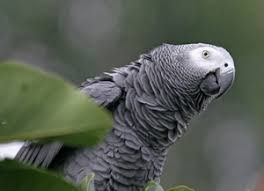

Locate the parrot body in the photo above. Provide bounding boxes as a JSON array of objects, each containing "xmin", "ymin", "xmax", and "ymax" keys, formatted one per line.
[{"xmin": 16, "ymin": 43, "xmax": 235, "ymax": 191}]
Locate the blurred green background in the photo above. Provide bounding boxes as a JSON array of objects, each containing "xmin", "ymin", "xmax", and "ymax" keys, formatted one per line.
[{"xmin": 0, "ymin": 0, "xmax": 263, "ymax": 190}]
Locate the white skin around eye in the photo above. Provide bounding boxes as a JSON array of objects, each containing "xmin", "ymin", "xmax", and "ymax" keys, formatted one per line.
[{"xmin": 189, "ymin": 46, "xmax": 235, "ymax": 74}]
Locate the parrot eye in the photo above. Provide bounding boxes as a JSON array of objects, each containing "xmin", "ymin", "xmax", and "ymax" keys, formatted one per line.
[{"xmin": 202, "ymin": 50, "xmax": 210, "ymax": 59}]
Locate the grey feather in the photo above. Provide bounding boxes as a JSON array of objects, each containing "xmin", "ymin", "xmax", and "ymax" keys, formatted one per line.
[
  {"xmin": 81, "ymin": 80, "xmax": 122, "ymax": 107},
  {"xmin": 15, "ymin": 142, "xmax": 63, "ymax": 168}
]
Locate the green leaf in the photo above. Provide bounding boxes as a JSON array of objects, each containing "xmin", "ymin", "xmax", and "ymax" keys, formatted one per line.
[
  {"xmin": 167, "ymin": 185, "xmax": 195, "ymax": 191},
  {"xmin": 0, "ymin": 62, "xmax": 112, "ymax": 146},
  {"xmin": 144, "ymin": 181, "xmax": 164, "ymax": 191},
  {"xmin": 80, "ymin": 173, "xmax": 95, "ymax": 191},
  {"xmin": 0, "ymin": 159, "xmax": 81, "ymax": 191}
]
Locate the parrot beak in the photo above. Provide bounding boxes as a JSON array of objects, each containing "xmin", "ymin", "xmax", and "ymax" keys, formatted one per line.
[
  {"xmin": 216, "ymin": 68, "xmax": 235, "ymax": 98},
  {"xmin": 200, "ymin": 67, "xmax": 235, "ymax": 98}
]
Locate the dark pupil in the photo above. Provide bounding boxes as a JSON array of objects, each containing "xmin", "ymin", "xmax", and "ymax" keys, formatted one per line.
[{"xmin": 204, "ymin": 52, "xmax": 208, "ymax": 56}]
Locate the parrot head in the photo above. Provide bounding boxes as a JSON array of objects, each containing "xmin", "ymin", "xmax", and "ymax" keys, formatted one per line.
[{"xmin": 148, "ymin": 43, "xmax": 235, "ymax": 113}]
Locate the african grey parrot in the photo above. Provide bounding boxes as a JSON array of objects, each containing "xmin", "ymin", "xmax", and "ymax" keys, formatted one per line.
[{"xmin": 15, "ymin": 43, "xmax": 235, "ymax": 191}]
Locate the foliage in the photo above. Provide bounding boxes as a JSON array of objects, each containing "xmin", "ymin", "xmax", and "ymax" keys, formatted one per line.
[
  {"xmin": 80, "ymin": 173, "xmax": 95, "ymax": 191},
  {"xmin": 144, "ymin": 181, "xmax": 194, "ymax": 191},
  {"xmin": 144, "ymin": 181, "xmax": 164, "ymax": 191},
  {"xmin": 167, "ymin": 185, "xmax": 195, "ymax": 191},
  {"xmin": 0, "ymin": 62, "xmax": 112, "ymax": 146},
  {"xmin": 0, "ymin": 159, "xmax": 80, "ymax": 191}
]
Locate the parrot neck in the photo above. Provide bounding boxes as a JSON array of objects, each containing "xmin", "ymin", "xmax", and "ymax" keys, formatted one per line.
[{"xmin": 113, "ymin": 57, "xmax": 204, "ymax": 151}]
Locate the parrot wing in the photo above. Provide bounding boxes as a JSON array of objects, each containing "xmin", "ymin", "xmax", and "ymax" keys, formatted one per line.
[
  {"xmin": 15, "ymin": 142, "xmax": 63, "ymax": 168},
  {"xmin": 15, "ymin": 75, "xmax": 122, "ymax": 168}
]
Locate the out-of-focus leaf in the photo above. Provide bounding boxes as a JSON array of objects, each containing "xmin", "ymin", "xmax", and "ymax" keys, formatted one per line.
[
  {"xmin": 0, "ymin": 62, "xmax": 112, "ymax": 146},
  {"xmin": 144, "ymin": 181, "xmax": 164, "ymax": 191},
  {"xmin": 167, "ymin": 185, "xmax": 195, "ymax": 191},
  {"xmin": 80, "ymin": 172, "xmax": 95, "ymax": 191},
  {"xmin": 0, "ymin": 159, "xmax": 80, "ymax": 191}
]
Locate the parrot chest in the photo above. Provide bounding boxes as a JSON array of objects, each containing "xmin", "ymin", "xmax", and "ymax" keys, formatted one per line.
[
  {"xmin": 61, "ymin": 129, "xmax": 167, "ymax": 191},
  {"xmin": 62, "ymin": 101, "xmax": 169, "ymax": 191}
]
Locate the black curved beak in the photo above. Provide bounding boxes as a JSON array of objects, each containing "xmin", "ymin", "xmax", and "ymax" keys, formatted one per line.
[
  {"xmin": 216, "ymin": 69, "xmax": 235, "ymax": 98},
  {"xmin": 200, "ymin": 68, "xmax": 235, "ymax": 98}
]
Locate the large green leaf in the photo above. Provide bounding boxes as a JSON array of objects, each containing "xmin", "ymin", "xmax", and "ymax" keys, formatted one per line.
[
  {"xmin": 0, "ymin": 159, "xmax": 80, "ymax": 191},
  {"xmin": 167, "ymin": 185, "xmax": 195, "ymax": 191},
  {"xmin": 0, "ymin": 62, "xmax": 112, "ymax": 146}
]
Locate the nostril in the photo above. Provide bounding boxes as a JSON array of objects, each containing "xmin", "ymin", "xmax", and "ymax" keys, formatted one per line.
[{"xmin": 224, "ymin": 63, "xmax": 228, "ymax": 67}]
